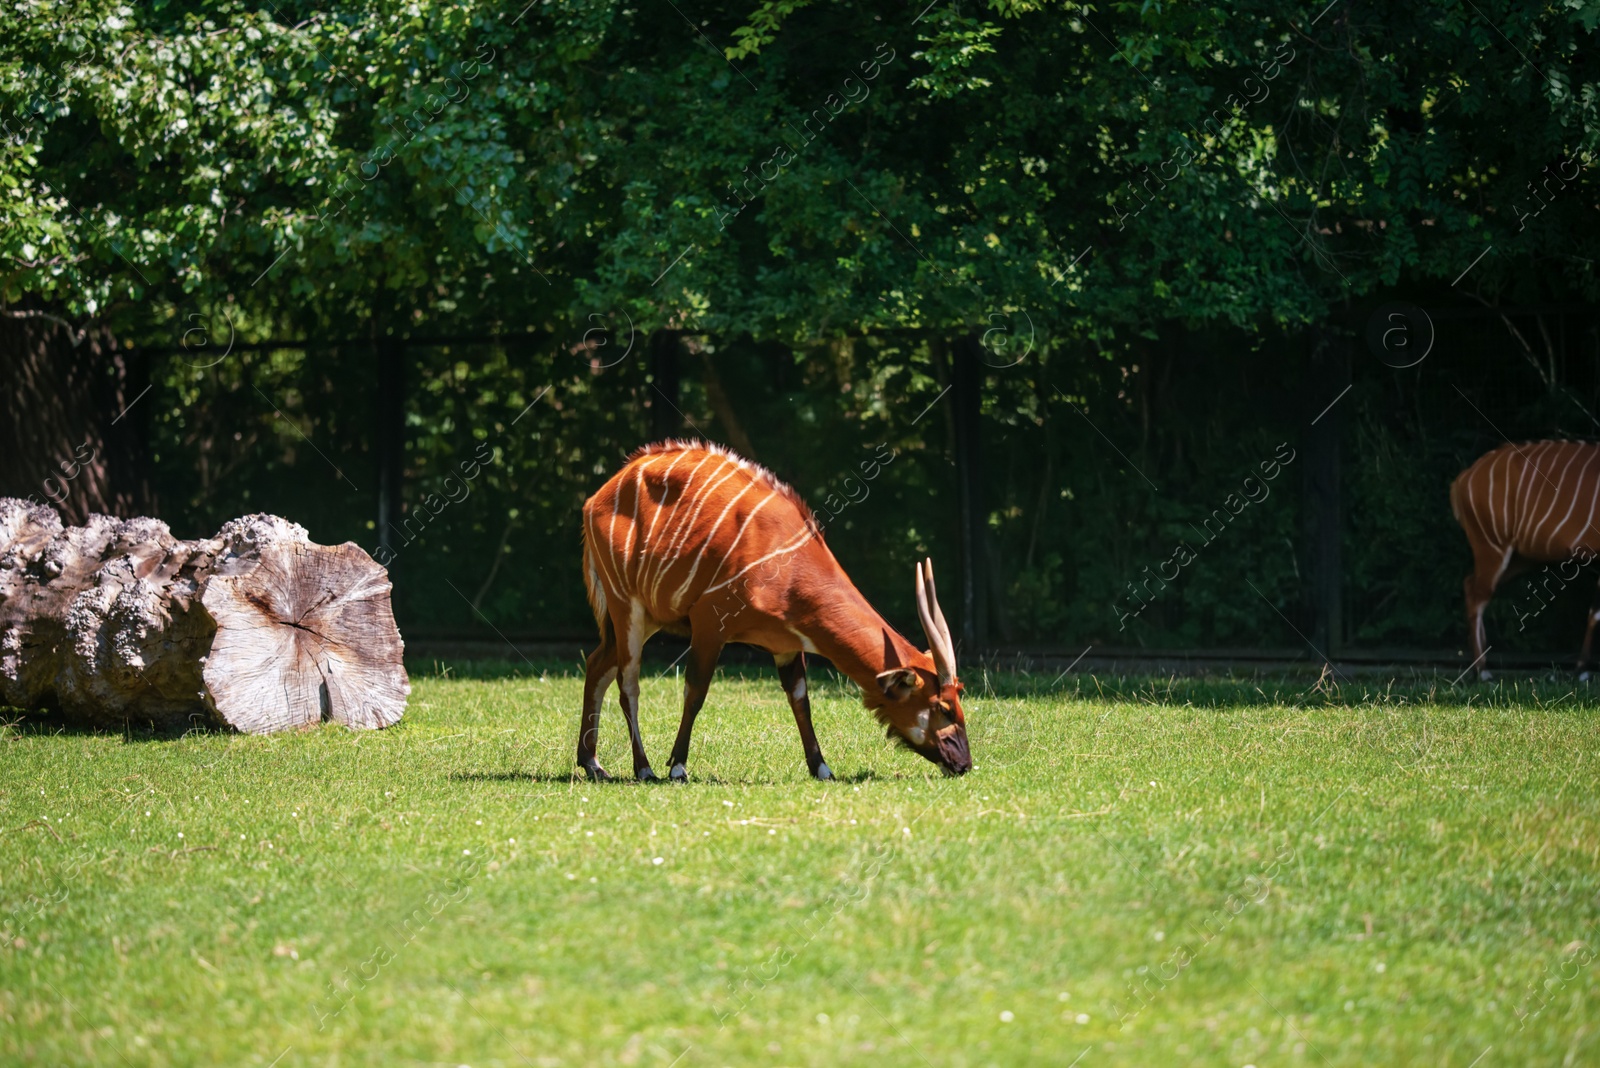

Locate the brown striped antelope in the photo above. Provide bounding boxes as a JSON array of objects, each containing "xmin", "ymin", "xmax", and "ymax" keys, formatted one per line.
[
  {"xmin": 579, "ymin": 441, "xmax": 971, "ymax": 781},
  {"xmin": 1451, "ymin": 440, "xmax": 1600, "ymax": 680}
]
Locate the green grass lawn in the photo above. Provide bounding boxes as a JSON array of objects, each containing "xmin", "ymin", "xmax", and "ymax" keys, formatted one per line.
[{"xmin": 2, "ymin": 662, "xmax": 1598, "ymax": 1067}]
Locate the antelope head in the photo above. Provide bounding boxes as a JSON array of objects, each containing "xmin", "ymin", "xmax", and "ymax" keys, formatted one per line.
[{"xmin": 871, "ymin": 559, "xmax": 972, "ymax": 775}]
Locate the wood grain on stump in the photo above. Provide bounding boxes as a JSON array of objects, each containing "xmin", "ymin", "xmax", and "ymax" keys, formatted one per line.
[{"xmin": 0, "ymin": 499, "xmax": 408, "ymax": 732}]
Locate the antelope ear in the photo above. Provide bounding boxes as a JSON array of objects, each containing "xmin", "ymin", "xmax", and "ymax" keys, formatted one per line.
[{"xmin": 875, "ymin": 667, "xmax": 920, "ymax": 700}]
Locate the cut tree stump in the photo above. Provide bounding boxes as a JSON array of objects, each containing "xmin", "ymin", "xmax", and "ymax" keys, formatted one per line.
[{"xmin": 0, "ymin": 498, "xmax": 409, "ymax": 732}]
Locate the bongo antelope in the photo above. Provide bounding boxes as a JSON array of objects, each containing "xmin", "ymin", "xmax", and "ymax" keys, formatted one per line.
[
  {"xmin": 579, "ymin": 441, "xmax": 971, "ymax": 781},
  {"xmin": 1451, "ymin": 440, "xmax": 1600, "ymax": 680}
]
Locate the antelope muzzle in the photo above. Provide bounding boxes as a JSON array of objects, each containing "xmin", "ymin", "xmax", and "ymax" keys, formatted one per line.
[{"xmin": 935, "ymin": 725, "xmax": 972, "ymax": 776}]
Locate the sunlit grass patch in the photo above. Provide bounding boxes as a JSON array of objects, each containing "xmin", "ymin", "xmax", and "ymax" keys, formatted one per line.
[{"xmin": 1, "ymin": 666, "xmax": 1596, "ymax": 1066}]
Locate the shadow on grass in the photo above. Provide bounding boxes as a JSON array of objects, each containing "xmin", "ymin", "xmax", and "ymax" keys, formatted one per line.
[
  {"xmin": 448, "ymin": 770, "xmax": 578, "ymax": 784},
  {"xmin": 974, "ymin": 669, "xmax": 1600, "ymax": 711},
  {"xmin": 1, "ymin": 711, "xmax": 236, "ymax": 743},
  {"xmin": 409, "ymin": 650, "xmax": 1600, "ymax": 711},
  {"xmin": 407, "ymin": 645, "xmax": 801, "ymax": 685},
  {"xmin": 448, "ymin": 767, "xmax": 886, "ymax": 786},
  {"xmin": 407, "ymin": 657, "xmax": 578, "ymax": 681}
]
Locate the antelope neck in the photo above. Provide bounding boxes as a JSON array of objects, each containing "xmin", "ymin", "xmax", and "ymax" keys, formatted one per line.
[{"xmin": 792, "ymin": 581, "xmax": 928, "ymax": 692}]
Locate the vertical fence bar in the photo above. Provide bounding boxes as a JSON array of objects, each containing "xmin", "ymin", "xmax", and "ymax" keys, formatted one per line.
[
  {"xmin": 1304, "ymin": 327, "xmax": 1349, "ymax": 656},
  {"xmin": 952, "ymin": 333, "xmax": 988, "ymax": 649},
  {"xmin": 648, "ymin": 329, "xmax": 682, "ymax": 442},
  {"xmin": 376, "ymin": 335, "xmax": 405, "ymax": 559}
]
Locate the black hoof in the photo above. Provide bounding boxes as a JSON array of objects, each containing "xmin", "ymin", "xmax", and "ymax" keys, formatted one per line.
[
  {"xmin": 669, "ymin": 763, "xmax": 688, "ymax": 782},
  {"xmin": 812, "ymin": 762, "xmax": 834, "ymax": 781},
  {"xmin": 636, "ymin": 767, "xmax": 660, "ymax": 782},
  {"xmin": 582, "ymin": 763, "xmax": 612, "ymax": 782}
]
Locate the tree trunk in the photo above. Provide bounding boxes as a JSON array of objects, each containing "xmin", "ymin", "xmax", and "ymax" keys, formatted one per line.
[
  {"xmin": 0, "ymin": 498, "xmax": 409, "ymax": 732},
  {"xmin": 0, "ymin": 305, "xmax": 152, "ymax": 523}
]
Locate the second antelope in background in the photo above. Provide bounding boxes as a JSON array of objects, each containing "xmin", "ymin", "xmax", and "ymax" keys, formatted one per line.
[
  {"xmin": 1451, "ymin": 439, "xmax": 1600, "ymax": 680},
  {"xmin": 579, "ymin": 441, "xmax": 971, "ymax": 781}
]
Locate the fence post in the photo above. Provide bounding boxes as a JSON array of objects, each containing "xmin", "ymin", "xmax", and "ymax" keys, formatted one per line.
[
  {"xmin": 376, "ymin": 335, "xmax": 405, "ymax": 559},
  {"xmin": 648, "ymin": 329, "xmax": 682, "ymax": 441},
  {"xmin": 1304, "ymin": 327, "xmax": 1349, "ymax": 656},
  {"xmin": 952, "ymin": 333, "xmax": 988, "ymax": 650}
]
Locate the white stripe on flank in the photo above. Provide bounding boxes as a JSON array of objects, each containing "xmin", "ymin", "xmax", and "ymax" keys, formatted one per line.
[
  {"xmin": 651, "ymin": 458, "xmax": 742, "ymax": 607},
  {"xmin": 606, "ymin": 495, "xmax": 624, "ymax": 600},
  {"xmin": 1496, "ymin": 448, "xmax": 1516, "ymax": 544},
  {"xmin": 633, "ymin": 450, "xmax": 690, "ymax": 587},
  {"xmin": 1516, "ymin": 441, "xmax": 1542, "ymax": 543},
  {"xmin": 670, "ymin": 483, "xmax": 769, "ymax": 609},
  {"xmin": 621, "ymin": 453, "xmax": 665, "ymax": 588},
  {"xmin": 616, "ymin": 460, "xmax": 646, "ymax": 587},
  {"xmin": 587, "ymin": 509, "xmax": 624, "ymax": 609},
  {"xmin": 1507, "ymin": 446, "xmax": 1527, "ymax": 543},
  {"xmin": 1544, "ymin": 449, "xmax": 1598, "ymax": 552},
  {"xmin": 705, "ymin": 525, "xmax": 816, "ymax": 594},
  {"xmin": 1463, "ymin": 464, "xmax": 1483, "ymax": 545},
  {"xmin": 1574, "ymin": 450, "xmax": 1600, "ymax": 551},
  {"xmin": 658, "ymin": 453, "xmax": 725, "ymax": 552},
  {"xmin": 1485, "ymin": 450, "xmax": 1502, "ymax": 544},
  {"xmin": 1478, "ymin": 454, "xmax": 1491, "ymax": 546},
  {"xmin": 1528, "ymin": 444, "xmax": 1582, "ymax": 550},
  {"xmin": 652, "ymin": 462, "xmax": 745, "ymax": 605},
  {"xmin": 1534, "ymin": 444, "xmax": 1572, "ymax": 544},
  {"xmin": 707, "ymin": 489, "xmax": 780, "ymax": 587},
  {"xmin": 645, "ymin": 452, "xmax": 722, "ymax": 598},
  {"xmin": 1525, "ymin": 442, "xmax": 1562, "ymax": 541},
  {"xmin": 1510, "ymin": 443, "xmax": 1542, "ymax": 543}
]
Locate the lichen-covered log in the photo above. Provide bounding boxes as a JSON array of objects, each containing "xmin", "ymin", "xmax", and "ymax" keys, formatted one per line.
[{"xmin": 0, "ymin": 499, "xmax": 408, "ymax": 732}]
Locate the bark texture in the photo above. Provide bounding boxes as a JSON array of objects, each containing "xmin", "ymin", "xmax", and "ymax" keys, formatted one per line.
[{"xmin": 0, "ymin": 499, "xmax": 408, "ymax": 732}]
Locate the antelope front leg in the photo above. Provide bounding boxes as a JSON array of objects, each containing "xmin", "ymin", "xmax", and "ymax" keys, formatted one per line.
[
  {"xmin": 668, "ymin": 620, "xmax": 725, "ymax": 782},
  {"xmin": 777, "ymin": 652, "xmax": 832, "ymax": 780}
]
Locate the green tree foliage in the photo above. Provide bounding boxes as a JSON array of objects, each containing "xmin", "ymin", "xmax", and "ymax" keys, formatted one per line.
[{"xmin": 9, "ymin": 1, "xmax": 1596, "ymax": 341}]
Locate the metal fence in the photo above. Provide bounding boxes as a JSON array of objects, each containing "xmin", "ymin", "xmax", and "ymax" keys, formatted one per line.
[{"xmin": 129, "ymin": 303, "xmax": 1600, "ymax": 665}]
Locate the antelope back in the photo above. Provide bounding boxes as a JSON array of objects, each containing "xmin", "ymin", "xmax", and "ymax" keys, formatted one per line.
[
  {"xmin": 1452, "ymin": 441, "xmax": 1600, "ymax": 560},
  {"xmin": 582, "ymin": 442, "xmax": 822, "ymax": 623}
]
